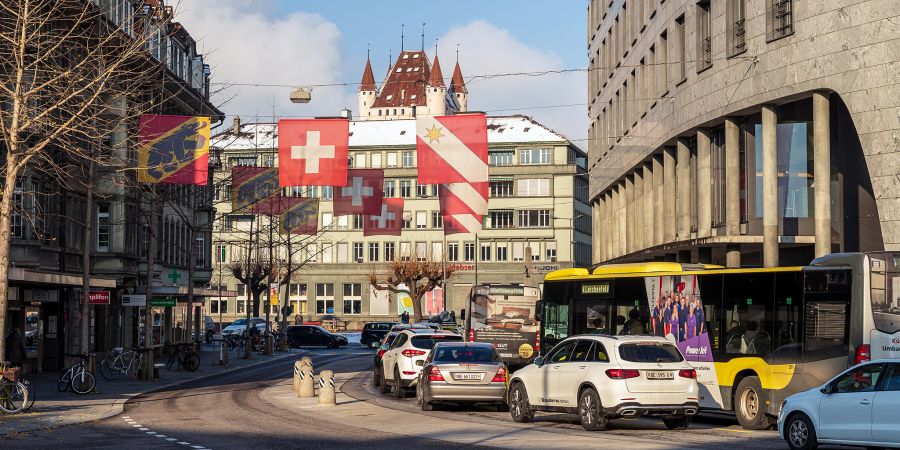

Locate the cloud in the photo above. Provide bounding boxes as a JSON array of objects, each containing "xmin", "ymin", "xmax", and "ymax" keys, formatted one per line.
[
  {"xmin": 176, "ymin": 1, "xmax": 351, "ymax": 125},
  {"xmin": 435, "ymin": 20, "xmax": 587, "ymax": 145}
]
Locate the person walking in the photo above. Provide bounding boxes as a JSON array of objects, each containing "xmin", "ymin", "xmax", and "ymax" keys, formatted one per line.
[{"xmin": 4, "ymin": 328, "xmax": 27, "ymax": 368}]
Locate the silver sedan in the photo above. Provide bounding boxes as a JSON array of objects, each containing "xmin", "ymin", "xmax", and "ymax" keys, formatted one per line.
[{"xmin": 415, "ymin": 342, "xmax": 509, "ymax": 411}]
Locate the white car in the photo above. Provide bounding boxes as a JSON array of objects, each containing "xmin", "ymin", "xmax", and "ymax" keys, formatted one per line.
[
  {"xmin": 778, "ymin": 360, "xmax": 900, "ymax": 450},
  {"xmin": 221, "ymin": 317, "xmax": 267, "ymax": 337},
  {"xmin": 507, "ymin": 335, "xmax": 700, "ymax": 431},
  {"xmin": 380, "ymin": 329, "xmax": 462, "ymax": 398}
]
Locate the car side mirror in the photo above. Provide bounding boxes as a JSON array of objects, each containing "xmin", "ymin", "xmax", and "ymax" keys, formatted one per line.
[
  {"xmin": 534, "ymin": 301, "xmax": 544, "ymax": 322},
  {"xmin": 820, "ymin": 384, "xmax": 833, "ymax": 395},
  {"xmin": 534, "ymin": 356, "xmax": 544, "ymax": 367}
]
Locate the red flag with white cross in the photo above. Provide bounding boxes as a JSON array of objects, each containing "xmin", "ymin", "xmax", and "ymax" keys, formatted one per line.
[
  {"xmin": 333, "ymin": 169, "xmax": 384, "ymax": 216},
  {"xmin": 278, "ymin": 118, "xmax": 349, "ymax": 187},
  {"xmin": 415, "ymin": 113, "xmax": 488, "ymax": 184},
  {"xmin": 364, "ymin": 198, "xmax": 404, "ymax": 236}
]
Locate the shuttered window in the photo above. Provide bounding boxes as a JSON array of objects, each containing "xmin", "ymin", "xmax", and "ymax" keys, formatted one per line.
[
  {"xmin": 676, "ymin": 15, "xmax": 686, "ymax": 83},
  {"xmin": 726, "ymin": 0, "xmax": 748, "ymax": 57},
  {"xmin": 766, "ymin": 0, "xmax": 794, "ymax": 42},
  {"xmin": 696, "ymin": 1, "xmax": 712, "ymax": 72}
]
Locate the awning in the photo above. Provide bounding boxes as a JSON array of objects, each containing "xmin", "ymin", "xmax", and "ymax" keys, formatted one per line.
[
  {"xmin": 8, "ymin": 268, "xmax": 117, "ymax": 288},
  {"xmin": 135, "ymin": 285, "xmax": 238, "ymax": 298}
]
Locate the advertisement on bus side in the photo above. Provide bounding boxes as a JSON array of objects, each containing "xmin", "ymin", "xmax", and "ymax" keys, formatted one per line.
[{"xmin": 469, "ymin": 285, "xmax": 540, "ymax": 366}]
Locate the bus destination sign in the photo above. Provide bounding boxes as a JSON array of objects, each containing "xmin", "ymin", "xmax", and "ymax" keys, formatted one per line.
[{"xmin": 581, "ymin": 283, "xmax": 611, "ymax": 295}]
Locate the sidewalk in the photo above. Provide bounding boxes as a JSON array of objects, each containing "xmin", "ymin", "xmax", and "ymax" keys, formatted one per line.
[{"xmin": 0, "ymin": 344, "xmax": 305, "ymax": 435}]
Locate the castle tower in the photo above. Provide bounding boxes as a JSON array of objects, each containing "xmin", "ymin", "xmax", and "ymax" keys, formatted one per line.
[
  {"xmin": 425, "ymin": 54, "xmax": 446, "ymax": 116},
  {"xmin": 357, "ymin": 56, "xmax": 377, "ymax": 120},
  {"xmin": 450, "ymin": 61, "xmax": 468, "ymax": 113}
]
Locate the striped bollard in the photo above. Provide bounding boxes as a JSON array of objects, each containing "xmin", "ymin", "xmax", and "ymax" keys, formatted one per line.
[
  {"xmin": 298, "ymin": 361, "xmax": 315, "ymax": 398},
  {"xmin": 317, "ymin": 369, "xmax": 336, "ymax": 406}
]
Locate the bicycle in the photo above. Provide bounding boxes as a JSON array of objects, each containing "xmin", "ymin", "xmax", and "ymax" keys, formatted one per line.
[
  {"xmin": 58, "ymin": 355, "xmax": 96, "ymax": 394},
  {"xmin": 100, "ymin": 347, "xmax": 144, "ymax": 381},
  {"xmin": 0, "ymin": 366, "xmax": 28, "ymax": 414},
  {"xmin": 166, "ymin": 343, "xmax": 200, "ymax": 372}
]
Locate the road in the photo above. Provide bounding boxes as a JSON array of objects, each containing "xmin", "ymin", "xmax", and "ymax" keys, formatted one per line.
[{"xmin": 3, "ymin": 343, "xmax": 860, "ymax": 449}]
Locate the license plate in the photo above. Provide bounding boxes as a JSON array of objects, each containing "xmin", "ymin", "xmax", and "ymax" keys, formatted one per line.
[
  {"xmin": 452, "ymin": 372, "xmax": 483, "ymax": 381},
  {"xmin": 645, "ymin": 371, "xmax": 673, "ymax": 380},
  {"xmin": 415, "ymin": 360, "xmax": 424, "ymax": 366}
]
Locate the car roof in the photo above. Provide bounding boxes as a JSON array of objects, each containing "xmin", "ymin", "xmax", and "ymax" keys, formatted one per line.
[
  {"xmin": 400, "ymin": 328, "xmax": 458, "ymax": 336},
  {"xmin": 433, "ymin": 341, "xmax": 494, "ymax": 348},
  {"xmin": 563, "ymin": 334, "xmax": 672, "ymax": 345}
]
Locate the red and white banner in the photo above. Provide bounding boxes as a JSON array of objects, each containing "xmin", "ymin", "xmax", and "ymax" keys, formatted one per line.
[
  {"xmin": 440, "ymin": 182, "xmax": 487, "ymax": 235},
  {"xmin": 416, "ymin": 114, "xmax": 488, "ymax": 184},
  {"xmin": 364, "ymin": 198, "xmax": 404, "ymax": 236},
  {"xmin": 333, "ymin": 169, "xmax": 384, "ymax": 216},
  {"xmin": 278, "ymin": 118, "xmax": 349, "ymax": 187}
]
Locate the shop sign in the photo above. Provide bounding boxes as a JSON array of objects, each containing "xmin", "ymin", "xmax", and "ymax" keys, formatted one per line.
[
  {"xmin": 88, "ymin": 291, "xmax": 110, "ymax": 305},
  {"xmin": 151, "ymin": 296, "xmax": 176, "ymax": 307},
  {"xmin": 489, "ymin": 286, "xmax": 525, "ymax": 296},
  {"xmin": 24, "ymin": 290, "xmax": 58, "ymax": 303},
  {"xmin": 122, "ymin": 295, "xmax": 147, "ymax": 307},
  {"xmin": 447, "ymin": 264, "xmax": 475, "ymax": 271},
  {"xmin": 533, "ymin": 264, "xmax": 560, "ymax": 272}
]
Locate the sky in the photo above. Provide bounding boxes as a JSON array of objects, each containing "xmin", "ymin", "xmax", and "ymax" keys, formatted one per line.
[{"xmin": 177, "ymin": 0, "xmax": 589, "ymax": 145}]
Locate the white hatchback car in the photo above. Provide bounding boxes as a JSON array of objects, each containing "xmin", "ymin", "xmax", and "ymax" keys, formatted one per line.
[
  {"xmin": 508, "ymin": 335, "xmax": 700, "ymax": 431},
  {"xmin": 778, "ymin": 360, "xmax": 900, "ymax": 450},
  {"xmin": 380, "ymin": 329, "xmax": 462, "ymax": 398}
]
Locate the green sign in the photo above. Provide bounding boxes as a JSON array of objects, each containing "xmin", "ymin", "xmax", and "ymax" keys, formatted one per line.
[
  {"xmin": 167, "ymin": 269, "xmax": 181, "ymax": 284},
  {"xmin": 489, "ymin": 286, "xmax": 525, "ymax": 296},
  {"xmin": 151, "ymin": 296, "xmax": 176, "ymax": 307},
  {"xmin": 786, "ymin": 297, "xmax": 793, "ymax": 305},
  {"xmin": 747, "ymin": 298, "xmax": 753, "ymax": 305},
  {"xmin": 581, "ymin": 283, "xmax": 611, "ymax": 295}
]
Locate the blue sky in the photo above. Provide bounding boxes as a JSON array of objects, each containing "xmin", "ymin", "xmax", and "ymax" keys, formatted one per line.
[{"xmin": 180, "ymin": 0, "xmax": 589, "ymax": 142}]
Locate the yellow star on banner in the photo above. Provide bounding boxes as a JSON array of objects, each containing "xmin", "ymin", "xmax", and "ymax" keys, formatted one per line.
[{"xmin": 424, "ymin": 124, "xmax": 445, "ymax": 144}]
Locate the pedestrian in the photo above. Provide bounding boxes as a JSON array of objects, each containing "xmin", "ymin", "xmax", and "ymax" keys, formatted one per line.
[
  {"xmin": 4, "ymin": 328, "xmax": 27, "ymax": 368},
  {"xmin": 294, "ymin": 314, "xmax": 303, "ymax": 325},
  {"xmin": 400, "ymin": 311, "xmax": 410, "ymax": 324},
  {"xmin": 449, "ymin": 310, "xmax": 456, "ymax": 323}
]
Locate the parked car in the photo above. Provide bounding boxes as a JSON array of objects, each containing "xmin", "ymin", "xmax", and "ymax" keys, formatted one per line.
[
  {"xmin": 285, "ymin": 325, "xmax": 348, "ymax": 348},
  {"xmin": 507, "ymin": 335, "xmax": 699, "ymax": 431},
  {"xmin": 778, "ymin": 360, "xmax": 900, "ymax": 450},
  {"xmin": 361, "ymin": 322, "xmax": 395, "ymax": 349},
  {"xmin": 204, "ymin": 316, "xmax": 217, "ymax": 343},
  {"xmin": 416, "ymin": 342, "xmax": 509, "ymax": 411},
  {"xmin": 380, "ymin": 329, "xmax": 463, "ymax": 398},
  {"xmin": 221, "ymin": 318, "xmax": 267, "ymax": 337},
  {"xmin": 374, "ymin": 331, "xmax": 402, "ymax": 387}
]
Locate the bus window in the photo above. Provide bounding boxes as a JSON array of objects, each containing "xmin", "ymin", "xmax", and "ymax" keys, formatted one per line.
[
  {"xmin": 698, "ymin": 275, "xmax": 723, "ymax": 353},
  {"xmin": 803, "ymin": 271, "xmax": 850, "ymax": 363},
  {"xmin": 723, "ymin": 273, "xmax": 774, "ymax": 355},
  {"xmin": 772, "ymin": 272, "xmax": 804, "ymax": 362},
  {"xmin": 614, "ymin": 278, "xmax": 649, "ymax": 335},
  {"xmin": 541, "ymin": 281, "xmax": 570, "ymax": 351},
  {"xmin": 871, "ymin": 265, "xmax": 900, "ymax": 334},
  {"xmin": 574, "ymin": 299, "xmax": 611, "ymax": 335}
]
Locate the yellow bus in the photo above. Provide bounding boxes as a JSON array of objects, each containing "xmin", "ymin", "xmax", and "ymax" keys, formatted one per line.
[{"xmin": 537, "ymin": 252, "xmax": 900, "ymax": 430}]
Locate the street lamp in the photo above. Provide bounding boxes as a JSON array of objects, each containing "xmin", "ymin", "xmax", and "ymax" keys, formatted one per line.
[{"xmin": 290, "ymin": 87, "xmax": 312, "ymax": 104}]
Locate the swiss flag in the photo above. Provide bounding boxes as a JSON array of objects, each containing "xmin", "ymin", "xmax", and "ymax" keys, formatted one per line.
[
  {"xmin": 333, "ymin": 169, "xmax": 384, "ymax": 216},
  {"xmin": 416, "ymin": 114, "xmax": 488, "ymax": 184},
  {"xmin": 364, "ymin": 198, "xmax": 404, "ymax": 236},
  {"xmin": 278, "ymin": 118, "xmax": 349, "ymax": 187}
]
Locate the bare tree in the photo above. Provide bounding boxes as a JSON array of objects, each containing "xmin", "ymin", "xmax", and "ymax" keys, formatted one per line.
[{"xmin": 369, "ymin": 259, "xmax": 454, "ymax": 323}]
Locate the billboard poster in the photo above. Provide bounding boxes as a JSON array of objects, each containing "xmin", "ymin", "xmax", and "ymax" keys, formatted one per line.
[
  {"xmin": 396, "ymin": 284, "xmax": 443, "ymax": 317},
  {"xmin": 469, "ymin": 285, "xmax": 540, "ymax": 366},
  {"xmin": 645, "ymin": 275, "xmax": 723, "ymax": 408}
]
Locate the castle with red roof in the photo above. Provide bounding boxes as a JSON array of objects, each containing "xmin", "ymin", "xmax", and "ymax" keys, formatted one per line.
[{"xmin": 357, "ymin": 50, "xmax": 468, "ymax": 121}]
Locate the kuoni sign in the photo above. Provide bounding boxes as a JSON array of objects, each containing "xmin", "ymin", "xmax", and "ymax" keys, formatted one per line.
[{"xmin": 88, "ymin": 291, "xmax": 111, "ymax": 305}]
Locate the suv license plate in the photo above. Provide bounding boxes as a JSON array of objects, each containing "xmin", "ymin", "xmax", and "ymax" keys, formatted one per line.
[
  {"xmin": 452, "ymin": 373, "xmax": 483, "ymax": 381},
  {"xmin": 645, "ymin": 371, "xmax": 674, "ymax": 380}
]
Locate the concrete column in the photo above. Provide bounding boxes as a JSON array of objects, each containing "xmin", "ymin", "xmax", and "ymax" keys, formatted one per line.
[
  {"xmin": 618, "ymin": 181, "xmax": 627, "ymax": 257},
  {"xmin": 634, "ymin": 171, "xmax": 644, "ymax": 252},
  {"xmin": 762, "ymin": 104, "xmax": 779, "ymax": 267},
  {"xmin": 604, "ymin": 191, "xmax": 612, "ymax": 261},
  {"xmin": 676, "ymin": 138, "xmax": 692, "ymax": 240},
  {"xmin": 593, "ymin": 198, "xmax": 603, "ymax": 264},
  {"xmin": 726, "ymin": 244, "xmax": 741, "ymax": 268},
  {"xmin": 625, "ymin": 176, "xmax": 635, "ymax": 255},
  {"xmin": 663, "ymin": 148, "xmax": 677, "ymax": 243},
  {"xmin": 643, "ymin": 162, "xmax": 654, "ymax": 250},
  {"xmin": 653, "ymin": 155, "xmax": 664, "ymax": 245},
  {"xmin": 813, "ymin": 91, "xmax": 832, "ymax": 257},
  {"xmin": 611, "ymin": 187, "xmax": 620, "ymax": 258},
  {"xmin": 697, "ymin": 129, "xmax": 712, "ymax": 238},
  {"xmin": 725, "ymin": 118, "xmax": 741, "ymax": 237}
]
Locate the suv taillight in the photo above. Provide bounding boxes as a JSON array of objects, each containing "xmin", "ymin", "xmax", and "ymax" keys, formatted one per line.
[
  {"xmin": 401, "ymin": 349, "xmax": 426, "ymax": 358},
  {"xmin": 377, "ymin": 349, "xmax": 386, "ymax": 358},
  {"xmin": 678, "ymin": 369, "xmax": 697, "ymax": 379},
  {"xmin": 606, "ymin": 369, "xmax": 640, "ymax": 380},
  {"xmin": 491, "ymin": 366, "xmax": 507, "ymax": 383},
  {"xmin": 468, "ymin": 329, "xmax": 474, "ymax": 342},
  {"xmin": 427, "ymin": 366, "xmax": 444, "ymax": 381},
  {"xmin": 855, "ymin": 344, "xmax": 871, "ymax": 365}
]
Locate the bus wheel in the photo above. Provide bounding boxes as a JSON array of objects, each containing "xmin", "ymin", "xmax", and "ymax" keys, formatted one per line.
[{"xmin": 735, "ymin": 376, "xmax": 771, "ymax": 430}]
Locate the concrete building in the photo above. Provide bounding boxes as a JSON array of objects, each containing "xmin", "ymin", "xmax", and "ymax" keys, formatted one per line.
[
  {"xmin": 586, "ymin": 0, "xmax": 900, "ymax": 267},
  {"xmin": 208, "ymin": 114, "xmax": 589, "ymax": 328}
]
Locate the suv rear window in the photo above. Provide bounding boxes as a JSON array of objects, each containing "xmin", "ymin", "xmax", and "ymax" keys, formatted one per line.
[
  {"xmin": 433, "ymin": 346, "xmax": 498, "ymax": 363},
  {"xmin": 366, "ymin": 323, "xmax": 390, "ymax": 331},
  {"xmin": 410, "ymin": 334, "xmax": 463, "ymax": 349},
  {"xmin": 618, "ymin": 342, "xmax": 684, "ymax": 363}
]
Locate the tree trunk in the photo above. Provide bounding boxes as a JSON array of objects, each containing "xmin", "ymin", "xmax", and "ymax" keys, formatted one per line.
[
  {"xmin": 143, "ymin": 190, "xmax": 157, "ymax": 379},
  {"xmin": 186, "ymin": 187, "xmax": 196, "ymax": 346},
  {"xmin": 80, "ymin": 161, "xmax": 94, "ymax": 360},
  {"xmin": 0, "ymin": 156, "xmax": 20, "ymax": 360},
  {"xmin": 252, "ymin": 288, "xmax": 262, "ymax": 318}
]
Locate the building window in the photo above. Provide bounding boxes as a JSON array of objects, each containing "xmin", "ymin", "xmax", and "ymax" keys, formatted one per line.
[
  {"xmin": 489, "ymin": 151, "xmax": 514, "ymax": 166},
  {"xmin": 488, "ymin": 210, "xmax": 514, "ymax": 229},
  {"xmin": 519, "ymin": 148, "xmax": 550, "ymax": 165},
  {"xmin": 215, "ymin": 244, "xmax": 227, "ymax": 263},
  {"xmin": 416, "ymin": 211, "xmax": 427, "ymax": 229},
  {"xmin": 416, "ymin": 182, "xmax": 429, "ymax": 198},
  {"xmin": 448, "ymin": 242, "xmax": 459, "ymax": 262},
  {"xmin": 727, "ymin": 0, "xmax": 747, "ymax": 57},
  {"xmin": 431, "ymin": 211, "xmax": 443, "ymax": 229},
  {"xmin": 353, "ymin": 242, "xmax": 364, "ymax": 263},
  {"xmin": 431, "ymin": 242, "xmax": 443, "ymax": 261},
  {"xmin": 210, "ymin": 299, "xmax": 228, "ymax": 314},
  {"xmin": 290, "ymin": 283, "xmax": 307, "ymax": 297},
  {"xmin": 464, "ymin": 242, "xmax": 476, "ymax": 262},
  {"xmin": 236, "ymin": 299, "xmax": 246, "ymax": 314},
  {"xmin": 337, "ymin": 242, "xmax": 349, "ymax": 263},
  {"xmin": 384, "ymin": 242, "xmax": 395, "ymax": 261},
  {"xmin": 490, "ymin": 178, "xmax": 513, "ymax": 197},
  {"xmin": 96, "ymin": 203, "xmax": 110, "ymax": 252},
  {"xmin": 415, "ymin": 242, "xmax": 427, "ymax": 261},
  {"xmin": 517, "ymin": 178, "xmax": 550, "ymax": 197},
  {"xmin": 336, "ymin": 215, "xmax": 349, "ymax": 230},
  {"xmin": 400, "ymin": 180, "xmax": 412, "ymax": 198},
  {"xmin": 228, "ymin": 156, "xmax": 256, "ymax": 167},
  {"xmin": 371, "ymin": 153, "xmax": 383, "ymax": 168},
  {"xmin": 321, "ymin": 186, "xmax": 333, "ymax": 200},
  {"xmin": 196, "ymin": 235, "xmax": 206, "ymax": 268},
  {"xmin": 546, "ymin": 242, "xmax": 557, "ymax": 262},
  {"xmin": 315, "ymin": 283, "xmax": 335, "ymax": 315},
  {"xmin": 402, "ymin": 211, "xmax": 411, "ymax": 229},
  {"xmin": 387, "ymin": 152, "xmax": 398, "ymax": 167},
  {"xmin": 368, "ymin": 242, "xmax": 380, "ymax": 262},
  {"xmin": 766, "ymin": 0, "xmax": 794, "ymax": 42},
  {"xmin": 480, "ymin": 244, "xmax": 491, "ymax": 262},
  {"xmin": 353, "ymin": 214, "xmax": 364, "ymax": 230},
  {"xmin": 753, "ymin": 122, "xmax": 812, "ymax": 218},
  {"xmin": 658, "ymin": 30, "xmax": 668, "ymax": 94},
  {"xmin": 529, "ymin": 242, "xmax": 541, "ymax": 261},
  {"xmin": 399, "ymin": 242, "xmax": 411, "ymax": 261},
  {"xmin": 512, "ymin": 242, "xmax": 524, "ymax": 261},
  {"xmin": 696, "ymin": 1, "xmax": 712, "ymax": 72},
  {"xmin": 353, "ymin": 153, "xmax": 366, "ymax": 169},
  {"xmin": 384, "ymin": 180, "xmax": 396, "ymax": 198},
  {"xmin": 675, "ymin": 14, "xmax": 686, "ymax": 84},
  {"xmin": 518, "ymin": 209, "xmax": 551, "ymax": 228},
  {"xmin": 496, "ymin": 244, "xmax": 508, "ymax": 262},
  {"xmin": 342, "ymin": 283, "xmax": 362, "ymax": 315},
  {"xmin": 402, "ymin": 151, "xmax": 414, "ymax": 167}
]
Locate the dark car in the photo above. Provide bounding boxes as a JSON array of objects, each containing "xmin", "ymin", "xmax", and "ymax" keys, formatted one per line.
[
  {"xmin": 373, "ymin": 331, "xmax": 402, "ymax": 387},
  {"xmin": 285, "ymin": 325, "xmax": 348, "ymax": 348},
  {"xmin": 361, "ymin": 322, "xmax": 395, "ymax": 349}
]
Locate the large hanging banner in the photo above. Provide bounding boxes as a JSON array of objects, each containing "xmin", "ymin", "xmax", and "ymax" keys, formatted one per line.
[
  {"xmin": 138, "ymin": 114, "xmax": 210, "ymax": 185},
  {"xmin": 333, "ymin": 169, "xmax": 384, "ymax": 216},
  {"xmin": 231, "ymin": 166, "xmax": 280, "ymax": 214},
  {"xmin": 278, "ymin": 118, "xmax": 349, "ymax": 187},
  {"xmin": 279, "ymin": 198, "xmax": 319, "ymax": 235}
]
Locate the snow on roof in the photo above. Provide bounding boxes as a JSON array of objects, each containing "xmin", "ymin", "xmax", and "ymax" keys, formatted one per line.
[{"xmin": 213, "ymin": 115, "xmax": 570, "ymax": 151}]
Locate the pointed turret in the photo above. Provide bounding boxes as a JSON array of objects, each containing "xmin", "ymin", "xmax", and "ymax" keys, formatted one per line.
[
  {"xmin": 425, "ymin": 54, "xmax": 447, "ymax": 116},
  {"xmin": 357, "ymin": 56, "xmax": 377, "ymax": 120},
  {"xmin": 359, "ymin": 57, "xmax": 377, "ymax": 92},
  {"xmin": 427, "ymin": 54, "xmax": 445, "ymax": 87},
  {"xmin": 450, "ymin": 61, "xmax": 468, "ymax": 112}
]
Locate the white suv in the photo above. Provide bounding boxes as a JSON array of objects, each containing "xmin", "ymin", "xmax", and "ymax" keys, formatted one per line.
[
  {"xmin": 380, "ymin": 329, "xmax": 462, "ymax": 398},
  {"xmin": 508, "ymin": 335, "xmax": 699, "ymax": 431}
]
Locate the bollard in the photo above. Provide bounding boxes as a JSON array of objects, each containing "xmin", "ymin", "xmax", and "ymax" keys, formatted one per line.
[
  {"xmin": 317, "ymin": 369, "xmax": 336, "ymax": 406},
  {"xmin": 292, "ymin": 360, "xmax": 304, "ymax": 393},
  {"xmin": 87, "ymin": 353, "xmax": 97, "ymax": 375},
  {"xmin": 301, "ymin": 355, "xmax": 313, "ymax": 367},
  {"xmin": 298, "ymin": 361, "xmax": 315, "ymax": 398},
  {"xmin": 219, "ymin": 340, "xmax": 229, "ymax": 366},
  {"xmin": 265, "ymin": 335, "xmax": 274, "ymax": 355}
]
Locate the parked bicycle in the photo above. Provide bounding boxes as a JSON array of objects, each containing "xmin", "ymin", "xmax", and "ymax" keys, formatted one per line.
[
  {"xmin": 100, "ymin": 347, "xmax": 144, "ymax": 380},
  {"xmin": 166, "ymin": 343, "xmax": 200, "ymax": 372},
  {"xmin": 58, "ymin": 354, "xmax": 96, "ymax": 394},
  {"xmin": 0, "ymin": 365, "xmax": 29, "ymax": 414}
]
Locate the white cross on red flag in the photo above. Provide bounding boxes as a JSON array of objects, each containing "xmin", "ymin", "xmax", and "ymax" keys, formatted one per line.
[
  {"xmin": 364, "ymin": 198, "xmax": 404, "ymax": 236},
  {"xmin": 278, "ymin": 118, "xmax": 349, "ymax": 187},
  {"xmin": 333, "ymin": 169, "xmax": 384, "ymax": 216}
]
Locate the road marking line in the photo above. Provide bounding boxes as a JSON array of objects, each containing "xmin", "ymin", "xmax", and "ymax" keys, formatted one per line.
[
  {"xmin": 156, "ymin": 435, "xmax": 168, "ymax": 438},
  {"xmin": 146, "ymin": 431, "xmax": 157, "ymax": 435},
  {"xmin": 166, "ymin": 438, "xmax": 178, "ymax": 442},
  {"xmin": 178, "ymin": 442, "xmax": 190, "ymax": 445},
  {"xmin": 138, "ymin": 427, "xmax": 149, "ymax": 431},
  {"xmin": 122, "ymin": 416, "xmax": 130, "ymax": 419},
  {"xmin": 131, "ymin": 424, "xmax": 142, "ymax": 427}
]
